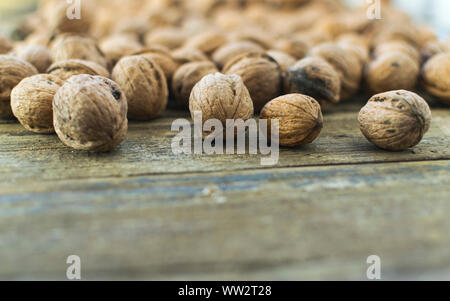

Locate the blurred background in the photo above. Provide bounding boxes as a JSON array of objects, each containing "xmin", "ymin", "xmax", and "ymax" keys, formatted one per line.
[{"xmin": 1, "ymin": 0, "xmax": 449, "ymax": 37}]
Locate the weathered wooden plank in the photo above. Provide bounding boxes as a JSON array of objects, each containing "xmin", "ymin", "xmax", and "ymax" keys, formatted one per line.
[
  {"xmin": 0, "ymin": 160, "xmax": 449, "ymax": 280},
  {"xmin": 1, "ymin": 105, "xmax": 449, "ymax": 189}
]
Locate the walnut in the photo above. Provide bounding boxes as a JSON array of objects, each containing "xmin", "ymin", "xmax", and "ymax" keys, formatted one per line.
[
  {"xmin": 365, "ymin": 52, "xmax": 419, "ymax": 94},
  {"xmin": 47, "ymin": 59, "xmax": 110, "ymax": 81},
  {"xmin": 144, "ymin": 27, "xmax": 187, "ymax": 50},
  {"xmin": 189, "ymin": 73, "xmax": 254, "ymax": 136},
  {"xmin": 336, "ymin": 33, "xmax": 370, "ymax": 65},
  {"xmin": 99, "ymin": 34, "xmax": 142, "ymax": 68},
  {"xmin": 266, "ymin": 50, "xmax": 296, "ymax": 72},
  {"xmin": 223, "ymin": 52, "xmax": 282, "ymax": 111},
  {"xmin": 420, "ymin": 40, "xmax": 450, "ymax": 64},
  {"xmin": 112, "ymin": 55, "xmax": 168, "ymax": 120},
  {"xmin": 358, "ymin": 90, "xmax": 431, "ymax": 151},
  {"xmin": 184, "ymin": 31, "xmax": 227, "ymax": 55},
  {"xmin": 0, "ymin": 55, "xmax": 38, "ymax": 119},
  {"xmin": 373, "ymin": 41, "xmax": 420, "ymax": 63},
  {"xmin": 228, "ymin": 29, "xmax": 273, "ymax": 49},
  {"xmin": 309, "ymin": 42, "xmax": 363, "ymax": 99},
  {"xmin": 212, "ymin": 41, "xmax": 264, "ymax": 69},
  {"xmin": 11, "ymin": 74, "xmax": 63, "ymax": 133},
  {"xmin": 131, "ymin": 47, "xmax": 179, "ymax": 84},
  {"xmin": 421, "ymin": 53, "xmax": 450, "ymax": 105},
  {"xmin": 50, "ymin": 34, "xmax": 108, "ymax": 69},
  {"xmin": 53, "ymin": 75, "xmax": 128, "ymax": 152},
  {"xmin": 13, "ymin": 45, "xmax": 52, "ymax": 73},
  {"xmin": 260, "ymin": 93, "xmax": 323, "ymax": 147},
  {"xmin": 372, "ymin": 23, "xmax": 420, "ymax": 48},
  {"xmin": 171, "ymin": 47, "xmax": 209, "ymax": 65},
  {"xmin": 172, "ymin": 61, "xmax": 218, "ymax": 108},
  {"xmin": 274, "ymin": 38, "xmax": 311, "ymax": 60},
  {"xmin": 284, "ymin": 57, "xmax": 341, "ymax": 110},
  {"xmin": 0, "ymin": 36, "xmax": 13, "ymax": 54},
  {"xmin": 47, "ymin": 0, "xmax": 93, "ymax": 34}
]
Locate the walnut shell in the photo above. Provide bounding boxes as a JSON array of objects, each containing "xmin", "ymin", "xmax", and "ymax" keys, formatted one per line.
[
  {"xmin": 285, "ymin": 57, "xmax": 341, "ymax": 110},
  {"xmin": 358, "ymin": 90, "xmax": 431, "ymax": 151},
  {"xmin": 132, "ymin": 47, "xmax": 179, "ymax": 83},
  {"xmin": 11, "ymin": 74, "xmax": 63, "ymax": 133},
  {"xmin": 172, "ymin": 61, "xmax": 218, "ymax": 108},
  {"xmin": 421, "ymin": 53, "xmax": 450, "ymax": 105},
  {"xmin": 228, "ymin": 29, "xmax": 273, "ymax": 49},
  {"xmin": 266, "ymin": 50, "xmax": 296, "ymax": 72},
  {"xmin": 14, "ymin": 45, "xmax": 52, "ymax": 73},
  {"xmin": 53, "ymin": 74, "xmax": 128, "ymax": 152},
  {"xmin": 336, "ymin": 34, "xmax": 370, "ymax": 65},
  {"xmin": 420, "ymin": 40, "xmax": 450, "ymax": 64},
  {"xmin": 0, "ymin": 36, "xmax": 13, "ymax": 54},
  {"xmin": 212, "ymin": 41, "xmax": 264, "ymax": 69},
  {"xmin": 372, "ymin": 24, "xmax": 420, "ymax": 48},
  {"xmin": 47, "ymin": 0, "xmax": 93, "ymax": 34},
  {"xmin": 50, "ymin": 34, "xmax": 107, "ymax": 68},
  {"xmin": 171, "ymin": 47, "xmax": 209, "ymax": 65},
  {"xmin": 112, "ymin": 55, "xmax": 168, "ymax": 120},
  {"xmin": 373, "ymin": 41, "xmax": 420, "ymax": 63},
  {"xmin": 365, "ymin": 52, "xmax": 419, "ymax": 94},
  {"xmin": 260, "ymin": 94, "xmax": 323, "ymax": 147},
  {"xmin": 99, "ymin": 34, "xmax": 142, "ymax": 68},
  {"xmin": 0, "ymin": 55, "xmax": 38, "ymax": 119},
  {"xmin": 47, "ymin": 59, "xmax": 110, "ymax": 81},
  {"xmin": 184, "ymin": 31, "xmax": 227, "ymax": 55},
  {"xmin": 223, "ymin": 52, "xmax": 282, "ymax": 111},
  {"xmin": 189, "ymin": 72, "xmax": 254, "ymax": 136},
  {"xmin": 274, "ymin": 38, "xmax": 311, "ymax": 60},
  {"xmin": 144, "ymin": 28, "xmax": 187, "ymax": 50},
  {"xmin": 309, "ymin": 42, "xmax": 363, "ymax": 99}
]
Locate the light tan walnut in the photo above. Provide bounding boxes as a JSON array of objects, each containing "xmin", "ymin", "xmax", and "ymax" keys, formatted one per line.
[
  {"xmin": 421, "ymin": 53, "xmax": 450, "ymax": 105},
  {"xmin": 53, "ymin": 75, "xmax": 128, "ymax": 152},
  {"xmin": 47, "ymin": 59, "xmax": 110, "ymax": 81},
  {"xmin": 358, "ymin": 90, "xmax": 431, "ymax": 151},
  {"xmin": 14, "ymin": 45, "xmax": 52, "ymax": 73},
  {"xmin": 212, "ymin": 41, "xmax": 264, "ymax": 69}
]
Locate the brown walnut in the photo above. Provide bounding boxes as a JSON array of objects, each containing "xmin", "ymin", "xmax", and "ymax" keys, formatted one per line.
[
  {"xmin": 373, "ymin": 41, "xmax": 420, "ymax": 63},
  {"xmin": 365, "ymin": 52, "xmax": 419, "ymax": 94},
  {"xmin": 132, "ymin": 47, "xmax": 179, "ymax": 84},
  {"xmin": 184, "ymin": 31, "xmax": 227, "ymax": 55},
  {"xmin": 172, "ymin": 61, "xmax": 218, "ymax": 108},
  {"xmin": 212, "ymin": 41, "xmax": 264, "ymax": 69},
  {"xmin": 0, "ymin": 55, "xmax": 38, "ymax": 119},
  {"xmin": 99, "ymin": 34, "xmax": 142, "ymax": 68},
  {"xmin": 260, "ymin": 94, "xmax": 323, "ymax": 147},
  {"xmin": 14, "ymin": 45, "xmax": 52, "ymax": 73},
  {"xmin": 47, "ymin": 59, "xmax": 110, "ymax": 81},
  {"xmin": 47, "ymin": 0, "xmax": 93, "ymax": 34},
  {"xmin": 189, "ymin": 73, "xmax": 254, "ymax": 136},
  {"xmin": 0, "ymin": 36, "xmax": 13, "ymax": 54},
  {"xmin": 144, "ymin": 28, "xmax": 187, "ymax": 50},
  {"xmin": 358, "ymin": 90, "xmax": 431, "ymax": 151},
  {"xmin": 421, "ymin": 53, "xmax": 450, "ymax": 105},
  {"xmin": 112, "ymin": 55, "xmax": 168, "ymax": 120},
  {"xmin": 274, "ymin": 38, "xmax": 311, "ymax": 60},
  {"xmin": 53, "ymin": 75, "xmax": 128, "ymax": 152},
  {"xmin": 223, "ymin": 52, "xmax": 282, "ymax": 111},
  {"xmin": 11, "ymin": 74, "xmax": 64, "ymax": 133},
  {"xmin": 171, "ymin": 47, "xmax": 209, "ymax": 65},
  {"xmin": 266, "ymin": 50, "xmax": 296, "ymax": 72},
  {"xmin": 285, "ymin": 57, "xmax": 341, "ymax": 110}
]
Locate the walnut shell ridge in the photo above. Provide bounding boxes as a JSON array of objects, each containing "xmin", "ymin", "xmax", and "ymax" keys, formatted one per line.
[
  {"xmin": 172, "ymin": 61, "xmax": 218, "ymax": 108},
  {"xmin": 47, "ymin": 59, "xmax": 110, "ymax": 81},
  {"xmin": 11, "ymin": 74, "xmax": 64, "ymax": 133},
  {"xmin": 358, "ymin": 90, "xmax": 431, "ymax": 151},
  {"xmin": 112, "ymin": 55, "xmax": 168, "ymax": 120},
  {"xmin": 53, "ymin": 75, "xmax": 128, "ymax": 152},
  {"xmin": 421, "ymin": 53, "xmax": 450, "ymax": 105},
  {"xmin": 0, "ymin": 55, "xmax": 38, "ymax": 119},
  {"xmin": 223, "ymin": 52, "xmax": 283, "ymax": 112},
  {"xmin": 285, "ymin": 57, "xmax": 341, "ymax": 110},
  {"xmin": 260, "ymin": 93, "xmax": 323, "ymax": 147},
  {"xmin": 189, "ymin": 73, "xmax": 254, "ymax": 135}
]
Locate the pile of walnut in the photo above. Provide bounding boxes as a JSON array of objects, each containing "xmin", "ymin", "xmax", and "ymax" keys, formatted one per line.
[{"xmin": 0, "ymin": 0, "xmax": 448, "ymax": 152}]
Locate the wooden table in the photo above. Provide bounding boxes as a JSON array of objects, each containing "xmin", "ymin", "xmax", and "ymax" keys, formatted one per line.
[{"xmin": 1, "ymin": 98, "xmax": 449, "ymax": 280}]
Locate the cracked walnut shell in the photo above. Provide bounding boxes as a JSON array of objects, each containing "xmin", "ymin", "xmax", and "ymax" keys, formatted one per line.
[
  {"xmin": 421, "ymin": 53, "xmax": 450, "ymax": 105},
  {"xmin": 11, "ymin": 74, "xmax": 64, "ymax": 133},
  {"xmin": 53, "ymin": 75, "xmax": 128, "ymax": 152},
  {"xmin": 0, "ymin": 55, "xmax": 38, "ymax": 119},
  {"xmin": 189, "ymin": 73, "xmax": 254, "ymax": 136},
  {"xmin": 285, "ymin": 57, "xmax": 341, "ymax": 110},
  {"xmin": 223, "ymin": 52, "xmax": 282, "ymax": 112},
  {"xmin": 112, "ymin": 55, "xmax": 168, "ymax": 120},
  {"xmin": 358, "ymin": 90, "xmax": 431, "ymax": 151},
  {"xmin": 260, "ymin": 94, "xmax": 323, "ymax": 147}
]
